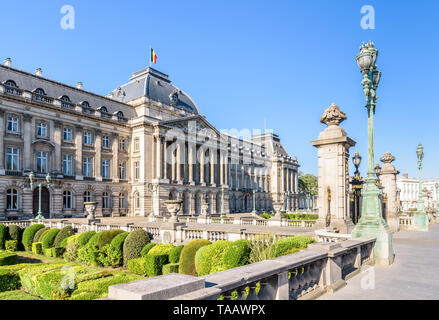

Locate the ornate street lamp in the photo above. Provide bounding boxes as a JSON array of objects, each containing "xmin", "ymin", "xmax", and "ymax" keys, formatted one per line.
[
  {"xmin": 29, "ymin": 172, "xmax": 51, "ymax": 221},
  {"xmin": 351, "ymin": 151, "xmax": 364, "ymax": 224},
  {"xmin": 146, "ymin": 182, "xmax": 159, "ymax": 217},
  {"xmin": 414, "ymin": 144, "xmax": 429, "ymax": 231},
  {"xmin": 375, "ymin": 163, "xmax": 382, "ymax": 187},
  {"xmin": 352, "ymin": 151, "xmax": 362, "ymax": 178},
  {"xmin": 351, "ymin": 41, "xmax": 394, "ymax": 265}
]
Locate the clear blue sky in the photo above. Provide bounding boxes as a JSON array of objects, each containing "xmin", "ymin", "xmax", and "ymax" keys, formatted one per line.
[{"xmin": 1, "ymin": 0, "xmax": 437, "ymax": 178}]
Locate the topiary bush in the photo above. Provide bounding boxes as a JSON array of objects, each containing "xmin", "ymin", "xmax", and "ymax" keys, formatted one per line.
[
  {"xmin": 169, "ymin": 245, "xmax": 184, "ymax": 264},
  {"xmin": 53, "ymin": 226, "xmax": 74, "ymax": 247},
  {"xmin": 7, "ymin": 225, "xmax": 22, "ymax": 241},
  {"xmin": 141, "ymin": 243, "xmax": 156, "ymax": 257},
  {"xmin": 145, "ymin": 253, "xmax": 168, "ymax": 277},
  {"xmin": 148, "ymin": 243, "xmax": 174, "ymax": 255},
  {"xmin": 77, "ymin": 232, "xmax": 103, "ymax": 266},
  {"xmin": 77, "ymin": 231, "xmax": 96, "ymax": 248},
  {"xmin": 127, "ymin": 257, "xmax": 147, "ymax": 276},
  {"xmin": 0, "ymin": 224, "xmax": 7, "ymax": 250},
  {"xmin": 222, "ymin": 239, "xmax": 251, "ymax": 270},
  {"xmin": 162, "ymin": 263, "xmax": 179, "ymax": 275},
  {"xmin": 0, "ymin": 269, "xmax": 21, "ymax": 292},
  {"xmin": 63, "ymin": 235, "xmax": 81, "ymax": 262},
  {"xmin": 123, "ymin": 229, "xmax": 150, "ymax": 267},
  {"xmin": 33, "ymin": 227, "xmax": 49, "ymax": 243},
  {"xmin": 197, "ymin": 240, "xmax": 232, "ymax": 276},
  {"xmin": 97, "ymin": 229, "xmax": 123, "ymax": 250},
  {"xmin": 41, "ymin": 228, "xmax": 60, "ymax": 249},
  {"xmin": 104, "ymin": 232, "xmax": 129, "ymax": 267},
  {"xmin": 269, "ymin": 236, "xmax": 315, "ymax": 258},
  {"xmin": 0, "ymin": 252, "xmax": 17, "ymax": 266},
  {"xmin": 5, "ymin": 240, "xmax": 18, "ymax": 252},
  {"xmin": 32, "ymin": 242, "xmax": 43, "ymax": 255},
  {"xmin": 194, "ymin": 245, "xmax": 209, "ymax": 275},
  {"xmin": 178, "ymin": 239, "xmax": 211, "ymax": 276},
  {"xmin": 22, "ymin": 224, "xmax": 44, "ymax": 251}
]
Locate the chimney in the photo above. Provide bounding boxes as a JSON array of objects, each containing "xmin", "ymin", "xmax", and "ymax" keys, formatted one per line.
[
  {"xmin": 76, "ymin": 82, "xmax": 83, "ymax": 89},
  {"xmin": 4, "ymin": 58, "xmax": 11, "ymax": 67},
  {"xmin": 35, "ymin": 68, "xmax": 43, "ymax": 77}
]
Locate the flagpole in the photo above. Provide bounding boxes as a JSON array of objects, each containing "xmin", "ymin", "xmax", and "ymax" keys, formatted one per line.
[{"xmin": 149, "ymin": 45, "xmax": 151, "ymax": 67}]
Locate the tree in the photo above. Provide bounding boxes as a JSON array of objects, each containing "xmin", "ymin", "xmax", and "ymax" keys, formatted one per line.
[{"xmin": 298, "ymin": 171, "xmax": 318, "ymax": 195}]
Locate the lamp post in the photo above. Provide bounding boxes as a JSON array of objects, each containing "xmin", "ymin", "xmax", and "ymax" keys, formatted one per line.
[
  {"xmin": 375, "ymin": 163, "xmax": 382, "ymax": 187},
  {"xmin": 414, "ymin": 144, "xmax": 429, "ymax": 231},
  {"xmin": 146, "ymin": 182, "xmax": 159, "ymax": 217},
  {"xmin": 351, "ymin": 41, "xmax": 394, "ymax": 265},
  {"xmin": 351, "ymin": 151, "xmax": 364, "ymax": 224},
  {"xmin": 29, "ymin": 172, "xmax": 51, "ymax": 221}
]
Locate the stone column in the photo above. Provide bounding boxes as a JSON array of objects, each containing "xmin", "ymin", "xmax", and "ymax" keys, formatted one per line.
[
  {"xmin": 53, "ymin": 121, "xmax": 62, "ymax": 175},
  {"xmin": 225, "ymin": 156, "xmax": 229, "ymax": 186},
  {"xmin": 176, "ymin": 142, "xmax": 182, "ymax": 184},
  {"xmin": 190, "ymin": 194, "xmax": 196, "ymax": 215},
  {"xmin": 188, "ymin": 141, "xmax": 194, "ymax": 184},
  {"xmin": 95, "ymin": 129, "xmax": 102, "ymax": 181},
  {"xmin": 235, "ymin": 163, "xmax": 238, "ymax": 190},
  {"xmin": 210, "ymin": 149, "xmax": 215, "ymax": 186},
  {"xmin": 379, "ymin": 152, "xmax": 400, "ymax": 232},
  {"xmin": 112, "ymin": 133, "xmax": 119, "ymax": 183},
  {"xmin": 199, "ymin": 147, "xmax": 205, "ymax": 185},
  {"xmin": 311, "ymin": 104, "xmax": 356, "ymax": 233},
  {"xmin": 112, "ymin": 191, "xmax": 120, "ymax": 217},
  {"xmin": 75, "ymin": 125, "xmax": 83, "ymax": 180},
  {"xmin": 163, "ymin": 141, "xmax": 168, "ymax": 180},
  {"xmin": 155, "ymin": 135, "xmax": 162, "ymax": 179},
  {"xmin": 220, "ymin": 154, "xmax": 224, "ymax": 186},
  {"xmin": 0, "ymin": 108, "xmax": 5, "ymax": 175},
  {"xmin": 23, "ymin": 114, "xmax": 32, "ymax": 172}
]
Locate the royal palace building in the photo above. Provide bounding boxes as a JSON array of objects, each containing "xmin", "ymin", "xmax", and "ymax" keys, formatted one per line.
[{"xmin": 0, "ymin": 58, "xmax": 301, "ymax": 220}]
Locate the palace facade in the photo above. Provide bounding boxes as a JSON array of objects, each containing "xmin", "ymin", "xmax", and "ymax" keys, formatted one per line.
[
  {"xmin": 397, "ymin": 174, "xmax": 439, "ymax": 211},
  {"xmin": 0, "ymin": 58, "xmax": 301, "ymax": 220}
]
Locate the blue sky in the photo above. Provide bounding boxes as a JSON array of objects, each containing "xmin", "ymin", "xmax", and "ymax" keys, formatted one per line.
[{"xmin": 1, "ymin": 0, "xmax": 437, "ymax": 178}]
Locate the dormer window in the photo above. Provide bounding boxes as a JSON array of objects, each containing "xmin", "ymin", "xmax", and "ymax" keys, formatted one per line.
[
  {"xmin": 5, "ymin": 80, "xmax": 17, "ymax": 87},
  {"xmin": 34, "ymin": 88, "xmax": 46, "ymax": 95},
  {"xmin": 116, "ymin": 111, "xmax": 125, "ymax": 121},
  {"xmin": 61, "ymin": 95, "xmax": 70, "ymax": 102},
  {"xmin": 99, "ymin": 106, "xmax": 108, "ymax": 113},
  {"xmin": 81, "ymin": 101, "xmax": 94, "ymax": 114}
]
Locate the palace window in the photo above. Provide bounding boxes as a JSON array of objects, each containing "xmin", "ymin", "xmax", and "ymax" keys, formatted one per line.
[
  {"xmin": 7, "ymin": 116, "xmax": 19, "ymax": 133},
  {"xmin": 103, "ymin": 192, "xmax": 111, "ymax": 209},
  {"xmin": 63, "ymin": 190, "xmax": 73, "ymax": 209},
  {"xmin": 102, "ymin": 135, "xmax": 110, "ymax": 148},
  {"xmin": 116, "ymin": 111, "xmax": 125, "ymax": 122},
  {"xmin": 134, "ymin": 192, "xmax": 140, "ymax": 209},
  {"xmin": 5, "ymin": 80, "xmax": 17, "ymax": 87},
  {"xmin": 119, "ymin": 193, "xmax": 127, "ymax": 209},
  {"xmin": 119, "ymin": 138, "xmax": 127, "ymax": 151},
  {"xmin": 83, "ymin": 157, "xmax": 93, "ymax": 177},
  {"xmin": 63, "ymin": 155, "xmax": 73, "ymax": 176},
  {"xmin": 102, "ymin": 160, "xmax": 110, "ymax": 178},
  {"xmin": 37, "ymin": 122, "xmax": 48, "ymax": 138},
  {"xmin": 119, "ymin": 162, "xmax": 126, "ymax": 180},
  {"xmin": 84, "ymin": 191, "xmax": 92, "ymax": 203},
  {"xmin": 134, "ymin": 161, "xmax": 140, "ymax": 180},
  {"xmin": 6, "ymin": 147, "xmax": 19, "ymax": 171},
  {"xmin": 37, "ymin": 151, "xmax": 48, "ymax": 173},
  {"xmin": 34, "ymin": 88, "xmax": 46, "ymax": 96},
  {"xmin": 63, "ymin": 127, "xmax": 72, "ymax": 142},
  {"xmin": 83, "ymin": 131, "xmax": 92, "ymax": 145},
  {"xmin": 6, "ymin": 188, "xmax": 19, "ymax": 210},
  {"xmin": 134, "ymin": 138, "xmax": 139, "ymax": 151}
]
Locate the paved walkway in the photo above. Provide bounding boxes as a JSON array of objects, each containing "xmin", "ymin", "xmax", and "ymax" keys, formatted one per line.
[{"xmin": 319, "ymin": 223, "xmax": 439, "ymax": 300}]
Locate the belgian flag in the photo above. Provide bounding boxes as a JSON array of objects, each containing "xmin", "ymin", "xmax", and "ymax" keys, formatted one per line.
[{"xmin": 151, "ymin": 48, "xmax": 158, "ymax": 64}]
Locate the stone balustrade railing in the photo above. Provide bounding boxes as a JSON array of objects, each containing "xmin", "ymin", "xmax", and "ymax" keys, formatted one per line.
[
  {"xmin": 399, "ymin": 215, "xmax": 413, "ymax": 230},
  {"xmin": 105, "ymin": 237, "xmax": 376, "ymax": 300},
  {"xmin": 314, "ymin": 229, "xmax": 352, "ymax": 243}
]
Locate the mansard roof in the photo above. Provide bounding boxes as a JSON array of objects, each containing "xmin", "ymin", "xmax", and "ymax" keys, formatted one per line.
[{"xmin": 109, "ymin": 67, "xmax": 200, "ymax": 115}]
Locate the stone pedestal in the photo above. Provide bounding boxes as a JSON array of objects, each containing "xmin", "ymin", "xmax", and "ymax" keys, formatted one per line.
[
  {"xmin": 311, "ymin": 104, "xmax": 356, "ymax": 234},
  {"xmin": 379, "ymin": 152, "xmax": 400, "ymax": 233},
  {"xmin": 268, "ymin": 200, "xmax": 283, "ymax": 226}
]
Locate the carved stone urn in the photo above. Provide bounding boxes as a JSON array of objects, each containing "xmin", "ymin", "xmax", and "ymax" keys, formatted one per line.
[
  {"xmin": 84, "ymin": 202, "xmax": 97, "ymax": 220},
  {"xmin": 165, "ymin": 199, "xmax": 183, "ymax": 223},
  {"xmin": 272, "ymin": 201, "xmax": 284, "ymax": 219},
  {"xmin": 200, "ymin": 201, "xmax": 210, "ymax": 217}
]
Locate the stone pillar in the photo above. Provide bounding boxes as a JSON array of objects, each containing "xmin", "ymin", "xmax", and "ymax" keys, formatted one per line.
[
  {"xmin": 95, "ymin": 130, "xmax": 102, "ymax": 181},
  {"xmin": 163, "ymin": 141, "xmax": 168, "ymax": 180},
  {"xmin": 188, "ymin": 142, "xmax": 194, "ymax": 184},
  {"xmin": 112, "ymin": 133, "xmax": 119, "ymax": 183},
  {"xmin": 199, "ymin": 147, "xmax": 205, "ymax": 185},
  {"xmin": 0, "ymin": 108, "xmax": 5, "ymax": 175},
  {"xmin": 23, "ymin": 114, "xmax": 32, "ymax": 171},
  {"xmin": 112, "ymin": 191, "xmax": 120, "ymax": 217},
  {"xmin": 53, "ymin": 121, "xmax": 62, "ymax": 175},
  {"xmin": 225, "ymin": 156, "xmax": 229, "ymax": 186},
  {"xmin": 311, "ymin": 104, "xmax": 356, "ymax": 233},
  {"xmin": 155, "ymin": 135, "xmax": 162, "ymax": 179},
  {"xmin": 75, "ymin": 125, "xmax": 83, "ymax": 180},
  {"xmin": 379, "ymin": 152, "xmax": 400, "ymax": 232},
  {"xmin": 210, "ymin": 150, "xmax": 215, "ymax": 186},
  {"xmin": 235, "ymin": 164, "xmax": 238, "ymax": 190},
  {"xmin": 176, "ymin": 142, "xmax": 182, "ymax": 184}
]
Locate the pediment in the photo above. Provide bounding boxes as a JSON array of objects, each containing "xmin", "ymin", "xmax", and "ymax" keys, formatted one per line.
[
  {"xmin": 159, "ymin": 116, "xmax": 224, "ymax": 141},
  {"xmin": 32, "ymin": 139, "xmax": 55, "ymax": 149}
]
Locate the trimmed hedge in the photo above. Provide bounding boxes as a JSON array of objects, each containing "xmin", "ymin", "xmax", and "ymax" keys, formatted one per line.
[
  {"xmin": 127, "ymin": 257, "xmax": 147, "ymax": 276},
  {"xmin": 77, "ymin": 231, "xmax": 96, "ymax": 248},
  {"xmin": 222, "ymin": 239, "xmax": 251, "ymax": 269},
  {"xmin": 194, "ymin": 245, "xmax": 208, "ymax": 275},
  {"xmin": 53, "ymin": 226, "xmax": 74, "ymax": 247},
  {"xmin": 0, "ymin": 252, "xmax": 17, "ymax": 266},
  {"xmin": 97, "ymin": 229, "xmax": 123, "ymax": 250},
  {"xmin": 63, "ymin": 235, "xmax": 81, "ymax": 262},
  {"xmin": 44, "ymin": 247, "xmax": 65, "ymax": 258},
  {"xmin": 41, "ymin": 229, "xmax": 60, "ymax": 249},
  {"xmin": 162, "ymin": 263, "xmax": 179, "ymax": 275},
  {"xmin": 5, "ymin": 240, "xmax": 18, "ymax": 252},
  {"xmin": 104, "ymin": 232, "xmax": 129, "ymax": 267},
  {"xmin": 197, "ymin": 240, "xmax": 232, "ymax": 276},
  {"xmin": 169, "ymin": 245, "xmax": 184, "ymax": 264},
  {"xmin": 148, "ymin": 243, "xmax": 174, "ymax": 255},
  {"xmin": 141, "ymin": 243, "xmax": 156, "ymax": 257},
  {"xmin": 145, "ymin": 253, "xmax": 168, "ymax": 277},
  {"xmin": 33, "ymin": 227, "xmax": 49, "ymax": 243},
  {"xmin": 77, "ymin": 232, "xmax": 102, "ymax": 266},
  {"xmin": 7, "ymin": 225, "xmax": 22, "ymax": 241},
  {"xmin": 123, "ymin": 229, "xmax": 150, "ymax": 267},
  {"xmin": 22, "ymin": 224, "xmax": 45, "ymax": 251},
  {"xmin": 32, "ymin": 242, "xmax": 43, "ymax": 255},
  {"xmin": 178, "ymin": 239, "xmax": 211, "ymax": 276},
  {"xmin": 269, "ymin": 236, "xmax": 315, "ymax": 258},
  {"xmin": 0, "ymin": 224, "xmax": 7, "ymax": 250},
  {"xmin": 0, "ymin": 269, "xmax": 20, "ymax": 292},
  {"xmin": 0, "ymin": 290, "xmax": 42, "ymax": 300}
]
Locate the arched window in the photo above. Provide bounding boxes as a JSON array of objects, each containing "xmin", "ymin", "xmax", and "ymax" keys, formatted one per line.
[
  {"xmin": 119, "ymin": 193, "xmax": 127, "ymax": 209},
  {"xmin": 81, "ymin": 101, "xmax": 90, "ymax": 108},
  {"xmin": 34, "ymin": 88, "xmax": 46, "ymax": 95},
  {"xmin": 103, "ymin": 192, "xmax": 111, "ymax": 209},
  {"xmin": 116, "ymin": 111, "xmax": 125, "ymax": 121},
  {"xmin": 83, "ymin": 191, "xmax": 92, "ymax": 203},
  {"xmin": 99, "ymin": 106, "xmax": 108, "ymax": 113},
  {"xmin": 63, "ymin": 190, "xmax": 73, "ymax": 209},
  {"xmin": 5, "ymin": 80, "xmax": 17, "ymax": 87},
  {"xmin": 61, "ymin": 95, "xmax": 70, "ymax": 102},
  {"xmin": 134, "ymin": 192, "xmax": 140, "ymax": 209},
  {"xmin": 6, "ymin": 188, "xmax": 19, "ymax": 210}
]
